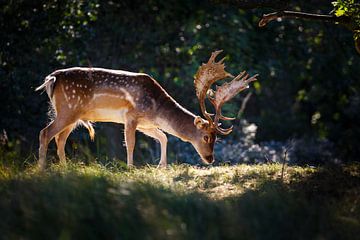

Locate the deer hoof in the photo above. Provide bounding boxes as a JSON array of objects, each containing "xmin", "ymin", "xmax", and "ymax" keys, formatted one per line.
[
  {"xmin": 37, "ymin": 161, "xmax": 46, "ymax": 171},
  {"xmin": 157, "ymin": 163, "xmax": 167, "ymax": 168}
]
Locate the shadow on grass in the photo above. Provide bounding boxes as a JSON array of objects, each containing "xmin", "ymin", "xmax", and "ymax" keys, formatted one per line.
[
  {"xmin": 0, "ymin": 164, "xmax": 359, "ymax": 240},
  {"xmin": 224, "ymin": 164, "xmax": 360, "ymax": 240}
]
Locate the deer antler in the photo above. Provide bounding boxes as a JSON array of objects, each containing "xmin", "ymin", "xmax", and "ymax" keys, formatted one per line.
[
  {"xmin": 210, "ymin": 72, "xmax": 258, "ymax": 134},
  {"xmin": 194, "ymin": 50, "xmax": 258, "ymax": 135},
  {"xmin": 194, "ymin": 50, "xmax": 233, "ymax": 125}
]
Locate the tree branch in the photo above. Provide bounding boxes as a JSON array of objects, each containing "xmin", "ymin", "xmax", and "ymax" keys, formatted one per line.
[
  {"xmin": 212, "ymin": 0, "xmax": 358, "ymax": 54},
  {"xmin": 259, "ymin": 11, "xmax": 351, "ymax": 27},
  {"xmin": 237, "ymin": 91, "xmax": 252, "ymax": 118}
]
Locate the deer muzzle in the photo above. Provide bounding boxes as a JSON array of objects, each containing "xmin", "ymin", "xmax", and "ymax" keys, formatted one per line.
[{"xmin": 203, "ymin": 155, "xmax": 215, "ymax": 164}]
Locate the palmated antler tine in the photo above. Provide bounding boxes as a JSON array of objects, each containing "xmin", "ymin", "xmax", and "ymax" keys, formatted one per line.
[
  {"xmin": 233, "ymin": 71, "xmax": 247, "ymax": 81},
  {"xmin": 207, "ymin": 50, "xmax": 223, "ymax": 63},
  {"xmin": 220, "ymin": 115, "xmax": 236, "ymax": 121},
  {"xmin": 217, "ymin": 125, "xmax": 233, "ymax": 135},
  {"xmin": 243, "ymin": 73, "xmax": 258, "ymax": 83}
]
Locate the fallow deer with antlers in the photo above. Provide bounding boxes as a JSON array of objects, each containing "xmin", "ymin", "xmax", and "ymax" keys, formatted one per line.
[{"xmin": 36, "ymin": 50, "xmax": 258, "ymax": 169}]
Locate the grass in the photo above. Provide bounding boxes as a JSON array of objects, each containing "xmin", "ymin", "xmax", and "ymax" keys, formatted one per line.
[{"xmin": 0, "ymin": 161, "xmax": 359, "ymax": 239}]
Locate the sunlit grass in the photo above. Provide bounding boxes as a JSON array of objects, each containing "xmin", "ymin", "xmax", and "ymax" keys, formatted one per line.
[
  {"xmin": 1, "ymin": 161, "xmax": 316, "ymax": 199},
  {"xmin": 0, "ymin": 160, "xmax": 359, "ymax": 239}
]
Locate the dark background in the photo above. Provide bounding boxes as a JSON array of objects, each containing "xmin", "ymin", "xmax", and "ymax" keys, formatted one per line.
[{"xmin": 1, "ymin": 0, "xmax": 359, "ymax": 165}]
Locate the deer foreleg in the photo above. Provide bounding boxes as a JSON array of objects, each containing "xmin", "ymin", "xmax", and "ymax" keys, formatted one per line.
[
  {"xmin": 124, "ymin": 117, "xmax": 137, "ymax": 167},
  {"xmin": 139, "ymin": 128, "xmax": 168, "ymax": 168}
]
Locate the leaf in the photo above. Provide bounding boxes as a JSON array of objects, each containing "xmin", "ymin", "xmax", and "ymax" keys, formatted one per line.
[{"xmin": 335, "ymin": 9, "xmax": 346, "ymax": 17}]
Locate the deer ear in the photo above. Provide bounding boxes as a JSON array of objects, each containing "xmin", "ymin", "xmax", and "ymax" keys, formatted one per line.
[{"xmin": 194, "ymin": 116, "xmax": 205, "ymax": 129}]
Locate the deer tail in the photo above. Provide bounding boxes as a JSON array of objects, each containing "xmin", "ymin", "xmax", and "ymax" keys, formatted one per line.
[{"xmin": 36, "ymin": 75, "xmax": 56, "ymax": 100}]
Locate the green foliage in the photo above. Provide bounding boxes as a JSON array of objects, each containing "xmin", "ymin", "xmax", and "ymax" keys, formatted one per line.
[
  {"xmin": 333, "ymin": 0, "xmax": 360, "ymax": 29},
  {"xmin": 0, "ymin": 161, "xmax": 359, "ymax": 239},
  {"xmin": 332, "ymin": 0, "xmax": 360, "ymax": 51}
]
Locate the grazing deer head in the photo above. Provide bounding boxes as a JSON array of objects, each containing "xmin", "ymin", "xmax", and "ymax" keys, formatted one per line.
[
  {"xmin": 36, "ymin": 50, "xmax": 257, "ymax": 169},
  {"xmin": 192, "ymin": 50, "xmax": 258, "ymax": 163}
]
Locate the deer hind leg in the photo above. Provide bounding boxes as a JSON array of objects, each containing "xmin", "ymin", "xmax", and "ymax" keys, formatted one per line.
[
  {"xmin": 38, "ymin": 116, "xmax": 78, "ymax": 170},
  {"xmin": 54, "ymin": 124, "xmax": 75, "ymax": 164},
  {"xmin": 124, "ymin": 117, "xmax": 138, "ymax": 167},
  {"xmin": 139, "ymin": 128, "xmax": 168, "ymax": 168}
]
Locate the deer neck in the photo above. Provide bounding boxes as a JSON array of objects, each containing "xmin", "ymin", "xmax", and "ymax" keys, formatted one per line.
[{"xmin": 156, "ymin": 98, "xmax": 198, "ymax": 142}]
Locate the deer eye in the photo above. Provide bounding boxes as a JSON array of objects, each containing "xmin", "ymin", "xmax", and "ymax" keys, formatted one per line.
[{"xmin": 203, "ymin": 136, "xmax": 210, "ymax": 143}]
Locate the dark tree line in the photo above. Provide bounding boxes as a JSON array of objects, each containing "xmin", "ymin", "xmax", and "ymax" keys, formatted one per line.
[{"xmin": 1, "ymin": 0, "xmax": 359, "ymax": 163}]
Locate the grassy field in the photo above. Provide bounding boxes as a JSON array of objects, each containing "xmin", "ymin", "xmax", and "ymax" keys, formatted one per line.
[{"xmin": 0, "ymin": 161, "xmax": 359, "ymax": 239}]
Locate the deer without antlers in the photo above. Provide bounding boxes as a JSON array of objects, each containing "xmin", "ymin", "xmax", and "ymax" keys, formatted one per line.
[{"xmin": 36, "ymin": 50, "xmax": 258, "ymax": 169}]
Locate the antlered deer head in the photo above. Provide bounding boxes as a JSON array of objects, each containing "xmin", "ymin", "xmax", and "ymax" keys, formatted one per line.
[{"xmin": 192, "ymin": 50, "xmax": 258, "ymax": 163}]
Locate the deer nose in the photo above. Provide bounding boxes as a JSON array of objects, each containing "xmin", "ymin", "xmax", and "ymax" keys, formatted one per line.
[{"xmin": 204, "ymin": 155, "xmax": 214, "ymax": 164}]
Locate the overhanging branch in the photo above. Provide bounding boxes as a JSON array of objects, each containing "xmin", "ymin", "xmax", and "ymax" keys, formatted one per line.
[
  {"xmin": 212, "ymin": 0, "xmax": 359, "ymax": 54},
  {"xmin": 259, "ymin": 11, "xmax": 351, "ymax": 27}
]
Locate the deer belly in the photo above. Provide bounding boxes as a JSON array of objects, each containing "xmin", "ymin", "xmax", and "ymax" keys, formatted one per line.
[{"xmin": 84, "ymin": 108, "xmax": 128, "ymax": 123}]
